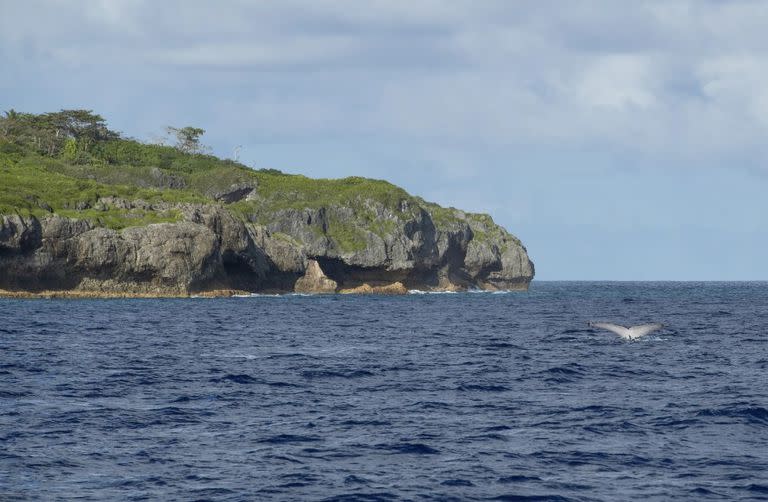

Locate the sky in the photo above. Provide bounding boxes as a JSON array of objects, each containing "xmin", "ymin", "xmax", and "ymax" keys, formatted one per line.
[{"xmin": 2, "ymin": 0, "xmax": 768, "ymax": 280}]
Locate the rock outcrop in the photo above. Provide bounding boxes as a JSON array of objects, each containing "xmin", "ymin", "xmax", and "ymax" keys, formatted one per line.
[
  {"xmin": 1, "ymin": 196, "xmax": 534, "ymax": 296},
  {"xmin": 339, "ymin": 282, "xmax": 408, "ymax": 295},
  {"xmin": 207, "ymin": 182, "xmax": 257, "ymax": 203},
  {"xmin": 1, "ymin": 214, "xmax": 220, "ymax": 294},
  {"xmin": 294, "ymin": 260, "xmax": 338, "ymax": 294}
]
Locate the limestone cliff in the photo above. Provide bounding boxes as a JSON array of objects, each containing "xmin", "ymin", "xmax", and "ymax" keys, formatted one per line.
[
  {"xmin": 0, "ymin": 110, "xmax": 534, "ymax": 296},
  {"xmin": 0, "ymin": 195, "xmax": 534, "ymax": 295}
]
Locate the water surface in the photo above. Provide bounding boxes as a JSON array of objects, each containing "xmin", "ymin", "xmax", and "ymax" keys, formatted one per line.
[{"xmin": 2, "ymin": 282, "xmax": 767, "ymax": 500}]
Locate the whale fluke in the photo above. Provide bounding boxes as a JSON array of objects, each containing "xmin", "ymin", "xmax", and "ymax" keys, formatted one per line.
[{"xmin": 588, "ymin": 322, "xmax": 663, "ymax": 340}]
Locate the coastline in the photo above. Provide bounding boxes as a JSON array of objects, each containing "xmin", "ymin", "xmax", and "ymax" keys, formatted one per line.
[
  {"xmin": 0, "ymin": 284, "xmax": 529, "ymax": 299},
  {"xmin": 0, "ymin": 289, "xmax": 249, "ymax": 299}
]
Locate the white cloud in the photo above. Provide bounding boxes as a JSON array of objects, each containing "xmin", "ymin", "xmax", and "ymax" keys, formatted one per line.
[
  {"xmin": 573, "ymin": 54, "xmax": 658, "ymax": 110},
  {"xmin": 698, "ymin": 55, "xmax": 768, "ymax": 126},
  {"xmin": 2, "ymin": 0, "xmax": 768, "ymax": 165},
  {"xmin": 149, "ymin": 36, "xmax": 359, "ymax": 67}
]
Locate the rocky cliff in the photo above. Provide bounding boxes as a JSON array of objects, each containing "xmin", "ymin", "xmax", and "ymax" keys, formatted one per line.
[
  {"xmin": 0, "ymin": 195, "xmax": 534, "ymax": 296},
  {"xmin": 0, "ymin": 110, "xmax": 534, "ymax": 296}
]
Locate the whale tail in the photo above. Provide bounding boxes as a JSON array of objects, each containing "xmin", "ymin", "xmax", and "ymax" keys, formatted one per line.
[{"xmin": 588, "ymin": 322, "xmax": 664, "ymax": 340}]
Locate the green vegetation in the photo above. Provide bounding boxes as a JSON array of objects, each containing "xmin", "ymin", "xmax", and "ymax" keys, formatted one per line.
[
  {"xmin": 244, "ymin": 173, "xmax": 416, "ymax": 212},
  {"xmin": 57, "ymin": 208, "xmax": 182, "ymax": 230},
  {"xmin": 0, "ymin": 109, "xmax": 118, "ymax": 158},
  {"xmin": 464, "ymin": 212, "xmax": 521, "ymax": 252},
  {"xmin": 0, "ymin": 158, "xmax": 193, "ymax": 228},
  {"xmin": 0, "ymin": 109, "xmax": 507, "ymax": 247},
  {"xmin": 326, "ymin": 219, "xmax": 369, "ymax": 252},
  {"xmin": 165, "ymin": 126, "xmax": 206, "ymax": 154},
  {"xmin": 418, "ymin": 199, "xmax": 463, "ymax": 228}
]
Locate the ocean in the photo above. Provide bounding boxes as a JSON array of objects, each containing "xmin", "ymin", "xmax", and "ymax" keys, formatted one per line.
[{"xmin": 1, "ymin": 282, "xmax": 767, "ymax": 501}]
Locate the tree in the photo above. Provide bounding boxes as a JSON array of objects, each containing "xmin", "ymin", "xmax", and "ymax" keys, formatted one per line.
[
  {"xmin": 62, "ymin": 138, "xmax": 78, "ymax": 160},
  {"xmin": 41, "ymin": 110, "xmax": 119, "ymax": 145},
  {"xmin": 0, "ymin": 109, "xmax": 21, "ymax": 138},
  {"xmin": 166, "ymin": 126, "xmax": 207, "ymax": 154},
  {"xmin": 0, "ymin": 109, "xmax": 120, "ymax": 156}
]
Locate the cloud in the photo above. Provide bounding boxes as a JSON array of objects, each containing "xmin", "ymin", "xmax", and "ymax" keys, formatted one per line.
[
  {"xmin": 573, "ymin": 54, "xmax": 658, "ymax": 110},
  {"xmin": 148, "ymin": 36, "xmax": 359, "ymax": 67},
  {"xmin": 2, "ymin": 0, "xmax": 768, "ymax": 165},
  {"xmin": 4, "ymin": 1, "xmax": 768, "ymax": 279}
]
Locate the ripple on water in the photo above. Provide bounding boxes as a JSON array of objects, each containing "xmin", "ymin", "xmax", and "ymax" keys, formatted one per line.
[
  {"xmin": 696, "ymin": 405, "xmax": 768, "ymax": 425},
  {"xmin": 2, "ymin": 283, "xmax": 767, "ymax": 500},
  {"xmin": 300, "ymin": 369, "xmax": 374, "ymax": 379}
]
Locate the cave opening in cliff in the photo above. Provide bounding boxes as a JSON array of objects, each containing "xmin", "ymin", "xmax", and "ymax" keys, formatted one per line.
[
  {"xmin": 315, "ymin": 257, "xmax": 410, "ymax": 289},
  {"xmin": 221, "ymin": 256, "xmax": 262, "ymax": 291}
]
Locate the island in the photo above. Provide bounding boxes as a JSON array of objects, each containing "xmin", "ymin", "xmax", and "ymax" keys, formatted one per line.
[{"xmin": 0, "ymin": 110, "xmax": 534, "ymax": 297}]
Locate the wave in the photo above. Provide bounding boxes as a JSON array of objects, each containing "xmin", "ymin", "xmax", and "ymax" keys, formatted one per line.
[
  {"xmin": 343, "ymin": 475, "xmax": 370, "ymax": 485},
  {"xmin": 490, "ymin": 494, "xmax": 574, "ymax": 501},
  {"xmin": 407, "ymin": 289, "xmax": 512, "ymax": 295},
  {"xmin": 441, "ymin": 479, "xmax": 474, "ymax": 486},
  {"xmin": 320, "ymin": 493, "xmax": 400, "ymax": 501},
  {"xmin": 257, "ymin": 434, "xmax": 323, "ymax": 444},
  {"xmin": 374, "ymin": 442, "xmax": 440, "ymax": 455},
  {"xmin": 211, "ymin": 373, "xmax": 259, "ymax": 384},
  {"xmin": 339, "ymin": 419, "xmax": 392, "ymax": 427},
  {"xmin": 301, "ymin": 369, "xmax": 374, "ymax": 380},
  {"xmin": 696, "ymin": 405, "xmax": 768, "ymax": 425},
  {"xmin": 233, "ymin": 292, "xmax": 299, "ymax": 298},
  {"xmin": 537, "ymin": 364, "xmax": 586, "ymax": 383},
  {"xmin": 457, "ymin": 383, "xmax": 511, "ymax": 392},
  {"xmin": 497, "ymin": 475, "xmax": 542, "ymax": 483}
]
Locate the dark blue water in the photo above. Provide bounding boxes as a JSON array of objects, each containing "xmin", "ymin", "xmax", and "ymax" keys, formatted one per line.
[{"xmin": 2, "ymin": 282, "xmax": 767, "ymax": 501}]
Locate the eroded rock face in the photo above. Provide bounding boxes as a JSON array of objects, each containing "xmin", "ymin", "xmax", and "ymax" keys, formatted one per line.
[
  {"xmin": 247, "ymin": 224, "xmax": 306, "ymax": 274},
  {"xmin": 338, "ymin": 282, "xmax": 408, "ymax": 295},
  {"xmin": 207, "ymin": 182, "xmax": 256, "ymax": 203},
  {"xmin": 1, "ymin": 215, "xmax": 42, "ymax": 253},
  {"xmin": 72, "ymin": 223, "xmax": 221, "ymax": 293},
  {"xmin": 0, "ymin": 197, "xmax": 534, "ymax": 294},
  {"xmin": 294, "ymin": 259, "xmax": 337, "ymax": 294},
  {"xmin": 147, "ymin": 167, "xmax": 186, "ymax": 190},
  {"xmin": 0, "ymin": 219, "xmax": 221, "ymax": 293},
  {"xmin": 260, "ymin": 203, "xmax": 440, "ymax": 272}
]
